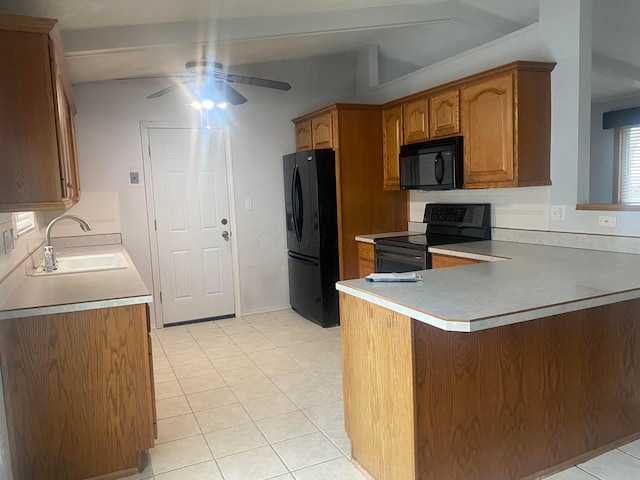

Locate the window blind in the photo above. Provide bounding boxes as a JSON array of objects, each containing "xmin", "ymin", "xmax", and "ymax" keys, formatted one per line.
[
  {"xmin": 621, "ymin": 126, "xmax": 640, "ymax": 204},
  {"xmin": 14, "ymin": 211, "xmax": 35, "ymax": 237}
]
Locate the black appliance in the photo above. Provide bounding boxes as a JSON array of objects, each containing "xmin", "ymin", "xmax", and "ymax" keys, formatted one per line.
[
  {"xmin": 375, "ymin": 203, "xmax": 491, "ymax": 273},
  {"xmin": 283, "ymin": 149, "xmax": 339, "ymax": 327},
  {"xmin": 399, "ymin": 136, "xmax": 463, "ymax": 190}
]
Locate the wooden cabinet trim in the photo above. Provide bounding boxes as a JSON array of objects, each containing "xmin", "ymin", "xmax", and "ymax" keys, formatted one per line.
[{"xmin": 381, "ymin": 61, "xmax": 555, "ymax": 110}]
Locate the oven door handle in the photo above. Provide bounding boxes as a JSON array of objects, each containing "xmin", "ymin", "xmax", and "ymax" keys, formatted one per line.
[{"xmin": 376, "ymin": 251, "xmax": 424, "ymax": 263}]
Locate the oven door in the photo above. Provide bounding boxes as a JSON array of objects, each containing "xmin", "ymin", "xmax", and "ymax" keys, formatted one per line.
[{"xmin": 374, "ymin": 244, "xmax": 428, "ymax": 273}]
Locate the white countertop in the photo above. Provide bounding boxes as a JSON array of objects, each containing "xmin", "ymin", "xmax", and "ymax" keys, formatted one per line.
[
  {"xmin": 0, "ymin": 244, "xmax": 152, "ymax": 320},
  {"xmin": 355, "ymin": 231, "xmax": 422, "ymax": 244},
  {"xmin": 336, "ymin": 240, "xmax": 640, "ymax": 332}
]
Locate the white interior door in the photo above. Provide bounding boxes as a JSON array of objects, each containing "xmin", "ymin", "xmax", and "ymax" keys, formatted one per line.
[{"xmin": 149, "ymin": 127, "xmax": 234, "ymax": 325}]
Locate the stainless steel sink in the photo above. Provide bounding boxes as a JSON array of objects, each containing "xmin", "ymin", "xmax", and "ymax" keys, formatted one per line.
[{"xmin": 32, "ymin": 252, "xmax": 128, "ymax": 276}]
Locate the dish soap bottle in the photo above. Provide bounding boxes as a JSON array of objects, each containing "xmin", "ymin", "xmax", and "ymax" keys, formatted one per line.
[{"xmin": 44, "ymin": 246, "xmax": 54, "ymax": 272}]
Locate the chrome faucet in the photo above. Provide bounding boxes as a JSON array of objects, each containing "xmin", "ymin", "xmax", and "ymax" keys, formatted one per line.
[{"xmin": 44, "ymin": 215, "xmax": 92, "ymax": 267}]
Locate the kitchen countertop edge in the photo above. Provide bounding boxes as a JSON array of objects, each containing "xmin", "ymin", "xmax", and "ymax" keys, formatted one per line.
[
  {"xmin": 355, "ymin": 231, "xmax": 422, "ymax": 244},
  {"xmin": 337, "ymin": 240, "xmax": 640, "ymax": 332},
  {"xmin": 0, "ymin": 244, "xmax": 152, "ymax": 320}
]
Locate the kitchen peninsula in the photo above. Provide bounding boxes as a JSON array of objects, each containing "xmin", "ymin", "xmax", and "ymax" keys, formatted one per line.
[{"xmin": 336, "ymin": 241, "xmax": 640, "ymax": 480}]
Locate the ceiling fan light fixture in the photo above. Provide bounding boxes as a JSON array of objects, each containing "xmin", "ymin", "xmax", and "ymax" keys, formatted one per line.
[
  {"xmin": 218, "ymin": 102, "xmax": 228, "ymax": 110},
  {"xmin": 190, "ymin": 100, "xmax": 202, "ymax": 110},
  {"xmin": 201, "ymin": 99, "xmax": 215, "ymax": 110}
]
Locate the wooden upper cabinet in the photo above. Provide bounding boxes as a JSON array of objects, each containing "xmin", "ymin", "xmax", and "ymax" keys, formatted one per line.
[
  {"xmin": 0, "ymin": 14, "xmax": 81, "ymax": 212},
  {"xmin": 403, "ymin": 97, "xmax": 429, "ymax": 144},
  {"xmin": 311, "ymin": 112, "xmax": 334, "ymax": 149},
  {"xmin": 295, "ymin": 120, "xmax": 312, "ymax": 151},
  {"xmin": 382, "ymin": 105, "xmax": 403, "ymax": 190},
  {"xmin": 429, "ymin": 89, "xmax": 460, "ymax": 138},
  {"xmin": 293, "ymin": 111, "xmax": 334, "ymax": 151},
  {"xmin": 461, "ymin": 62, "xmax": 554, "ymax": 188},
  {"xmin": 461, "ymin": 74, "xmax": 515, "ymax": 187}
]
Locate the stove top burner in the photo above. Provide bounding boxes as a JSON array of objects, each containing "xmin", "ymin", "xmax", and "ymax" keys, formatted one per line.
[{"xmin": 375, "ymin": 203, "xmax": 491, "ymax": 252}]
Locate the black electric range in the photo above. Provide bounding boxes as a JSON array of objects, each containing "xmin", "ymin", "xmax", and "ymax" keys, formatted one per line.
[{"xmin": 374, "ymin": 203, "xmax": 491, "ymax": 272}]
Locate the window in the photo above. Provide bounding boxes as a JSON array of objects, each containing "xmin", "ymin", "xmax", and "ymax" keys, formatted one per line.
[
  {"xmin": 14, "ymin": 211, "xmax": 35, "ymax": 237},
  {"xmin": 614, "ymin": 125, "xmax": 640, "ymax": 204}
]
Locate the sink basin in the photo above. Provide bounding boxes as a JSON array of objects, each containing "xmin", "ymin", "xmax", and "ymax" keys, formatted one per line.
[{"xmin": 32, "ymin": 252, "xmax": 128, "ymax": 276}]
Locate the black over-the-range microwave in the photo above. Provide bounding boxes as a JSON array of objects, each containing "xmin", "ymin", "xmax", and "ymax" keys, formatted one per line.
[{"xmin": 399, "ymin": 135, "xmax": 463, "ymax": 190}]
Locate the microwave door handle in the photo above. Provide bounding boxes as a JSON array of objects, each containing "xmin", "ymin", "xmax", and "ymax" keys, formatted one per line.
[{"xmin": 434, "ymin": 152, "xmax": 444, "ymax": 184}]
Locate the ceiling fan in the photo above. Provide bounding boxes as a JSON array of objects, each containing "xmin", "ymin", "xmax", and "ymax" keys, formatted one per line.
[{"xmin": 118, "ymin": 52, "xmax": 292, "ymax": 105}]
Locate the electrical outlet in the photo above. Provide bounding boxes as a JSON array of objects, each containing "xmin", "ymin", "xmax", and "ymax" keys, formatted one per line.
[
  {"xmin": 130, "ymin": 171, "xmax": 140, "ymax": 184},
  {"xmin": 551, "ymin": 205, "xmax": 565, "ymax": 221},
  {"xmin": 245, "ymin": 198, "xmax": 253, "ymax": 211},
  {"xmin": 598, "ymin": 215, "xmax": 617, "ymax": 227}
]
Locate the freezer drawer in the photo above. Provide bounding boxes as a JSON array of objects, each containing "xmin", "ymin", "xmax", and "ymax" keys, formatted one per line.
[{"xmin": 287, "ymin": 252, "xmax": 338, "ymax": 328}]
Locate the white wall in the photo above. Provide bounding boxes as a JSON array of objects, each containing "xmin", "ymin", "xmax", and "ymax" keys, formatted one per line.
[
  {"xmin": 357, "ymin": 0, "xmax": 640, "ymax": 238},
  {"xmin": 72, "ymin": 53, "xmax": 356, "ymax": 319}
]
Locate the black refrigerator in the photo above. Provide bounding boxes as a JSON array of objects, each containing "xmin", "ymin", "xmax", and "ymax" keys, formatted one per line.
[{"xmin": 283, "ymin": 149, "xmax": 339, "ymax": 328}]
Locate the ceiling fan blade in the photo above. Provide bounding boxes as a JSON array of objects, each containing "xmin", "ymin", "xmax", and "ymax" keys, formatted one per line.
[
  {"xmin": 146, "ymin": 79, "xmax": 195, "ymax": 99},
  {"xmin": 223, "ymin": 74, "xmax": 292, "ymax": 91},
  {"xmin": 213, "ymin": 81, "xmax": 248, "ymax": 105},
  {"xmin": 117, "ymin": 74, "xmax": 193, "ymax": 81}
]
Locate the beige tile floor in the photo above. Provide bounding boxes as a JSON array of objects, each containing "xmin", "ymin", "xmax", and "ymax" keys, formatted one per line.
[{"xmin": 124, "ymin": 309, "xmax": 640, "ymax": 480}]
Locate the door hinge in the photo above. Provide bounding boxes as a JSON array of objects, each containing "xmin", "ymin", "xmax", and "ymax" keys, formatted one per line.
[
  {"xmin": 159, "ymin": 291, "xmax": 162, "ymax": 303},
  {"xmin": 148, "ymin": 143, "xmax": 151, "ymax": 156},
  {"xmin": 154, "ymin": 219, "xmax": 157, "ymax": 231}
]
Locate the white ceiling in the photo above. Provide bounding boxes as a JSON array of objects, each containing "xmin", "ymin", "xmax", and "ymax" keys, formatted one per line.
[{"xmin": 0, "ymin": 0, "xmax": 638, "ymax": 101}]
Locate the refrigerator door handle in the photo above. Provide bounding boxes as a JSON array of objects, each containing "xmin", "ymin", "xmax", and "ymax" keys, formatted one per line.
[
  {"xmin": 293, "ymin": 164, "xmax": 304, "ymax": 243},
  {"xmin": 291, "ymin": 164, "xmax": 300, "ymax": 242}
]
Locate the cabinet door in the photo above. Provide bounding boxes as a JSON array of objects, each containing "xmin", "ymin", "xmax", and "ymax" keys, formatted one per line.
[
  {"xmin": 52, "ymin": 62, "xmax": 80, "ymax": 204},
  {"xmin": 311, "ymin": 112, "xmax": 333, "ymax": 149},
  {"xmin": 403, "ymin": 97, "xmax": 429, "ymax": 144},
  {"xmin": 358, "ymin": 242, "xmax": 375, "ymax": 277},
  {"xmin": 382, "ymin": 105, "xmax": 403, "ymax": 190},
  {"xmin": 429, "ymin": 89, "xmax": 459, "ymax": 138},
  {"xmin": 295, "ymin": 120, "xmax": 312, "ymax": 151},
  {"xmin": 461, "ymin": 74, "xmax": 515, "ymax": 187}
]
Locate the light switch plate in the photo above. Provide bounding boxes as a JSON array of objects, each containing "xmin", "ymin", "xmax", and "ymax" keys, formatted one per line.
[{"xmin": 130, "ymin": 171, "xmax": 140, "ymax": 184}]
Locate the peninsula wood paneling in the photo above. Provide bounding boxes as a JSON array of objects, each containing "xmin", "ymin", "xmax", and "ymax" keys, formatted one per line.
[
  {"xmin": 340, "ymin": 292, "xmax": 417, "ymax": 480},
  {"xmin": 0, "ymin": 304, "xmax": 155, "ymax": 480},
  {"xmin": 413, "ymin": 298, "xmax": 640, "ymax": 480}
]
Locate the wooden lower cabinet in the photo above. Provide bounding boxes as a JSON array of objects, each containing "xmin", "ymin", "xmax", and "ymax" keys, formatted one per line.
[
  {"xmin": 0, "ymin": 303, "xmax": 155, "ymax": 480},
  {"xmin": 431, "ymin": 253, "xmax": 484, "ymax": 269},
  {"xmin": 340, "ymin": 293, "xmax": 640, "ymax": 480},
  {"xmin": 357, "ymin": 242, "xmax": 375, "ymax": 277}
]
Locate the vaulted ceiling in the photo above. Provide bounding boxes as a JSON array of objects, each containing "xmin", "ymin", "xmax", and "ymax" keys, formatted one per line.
[{"xmin": 0, "ymin": 0, "xmax": 638, "ymax": 101}]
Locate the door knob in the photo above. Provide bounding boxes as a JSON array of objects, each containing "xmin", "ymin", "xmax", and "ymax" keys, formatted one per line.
[{"xmin": 222, "ymin": 231, "xmax": 230, "ymax": 241}]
